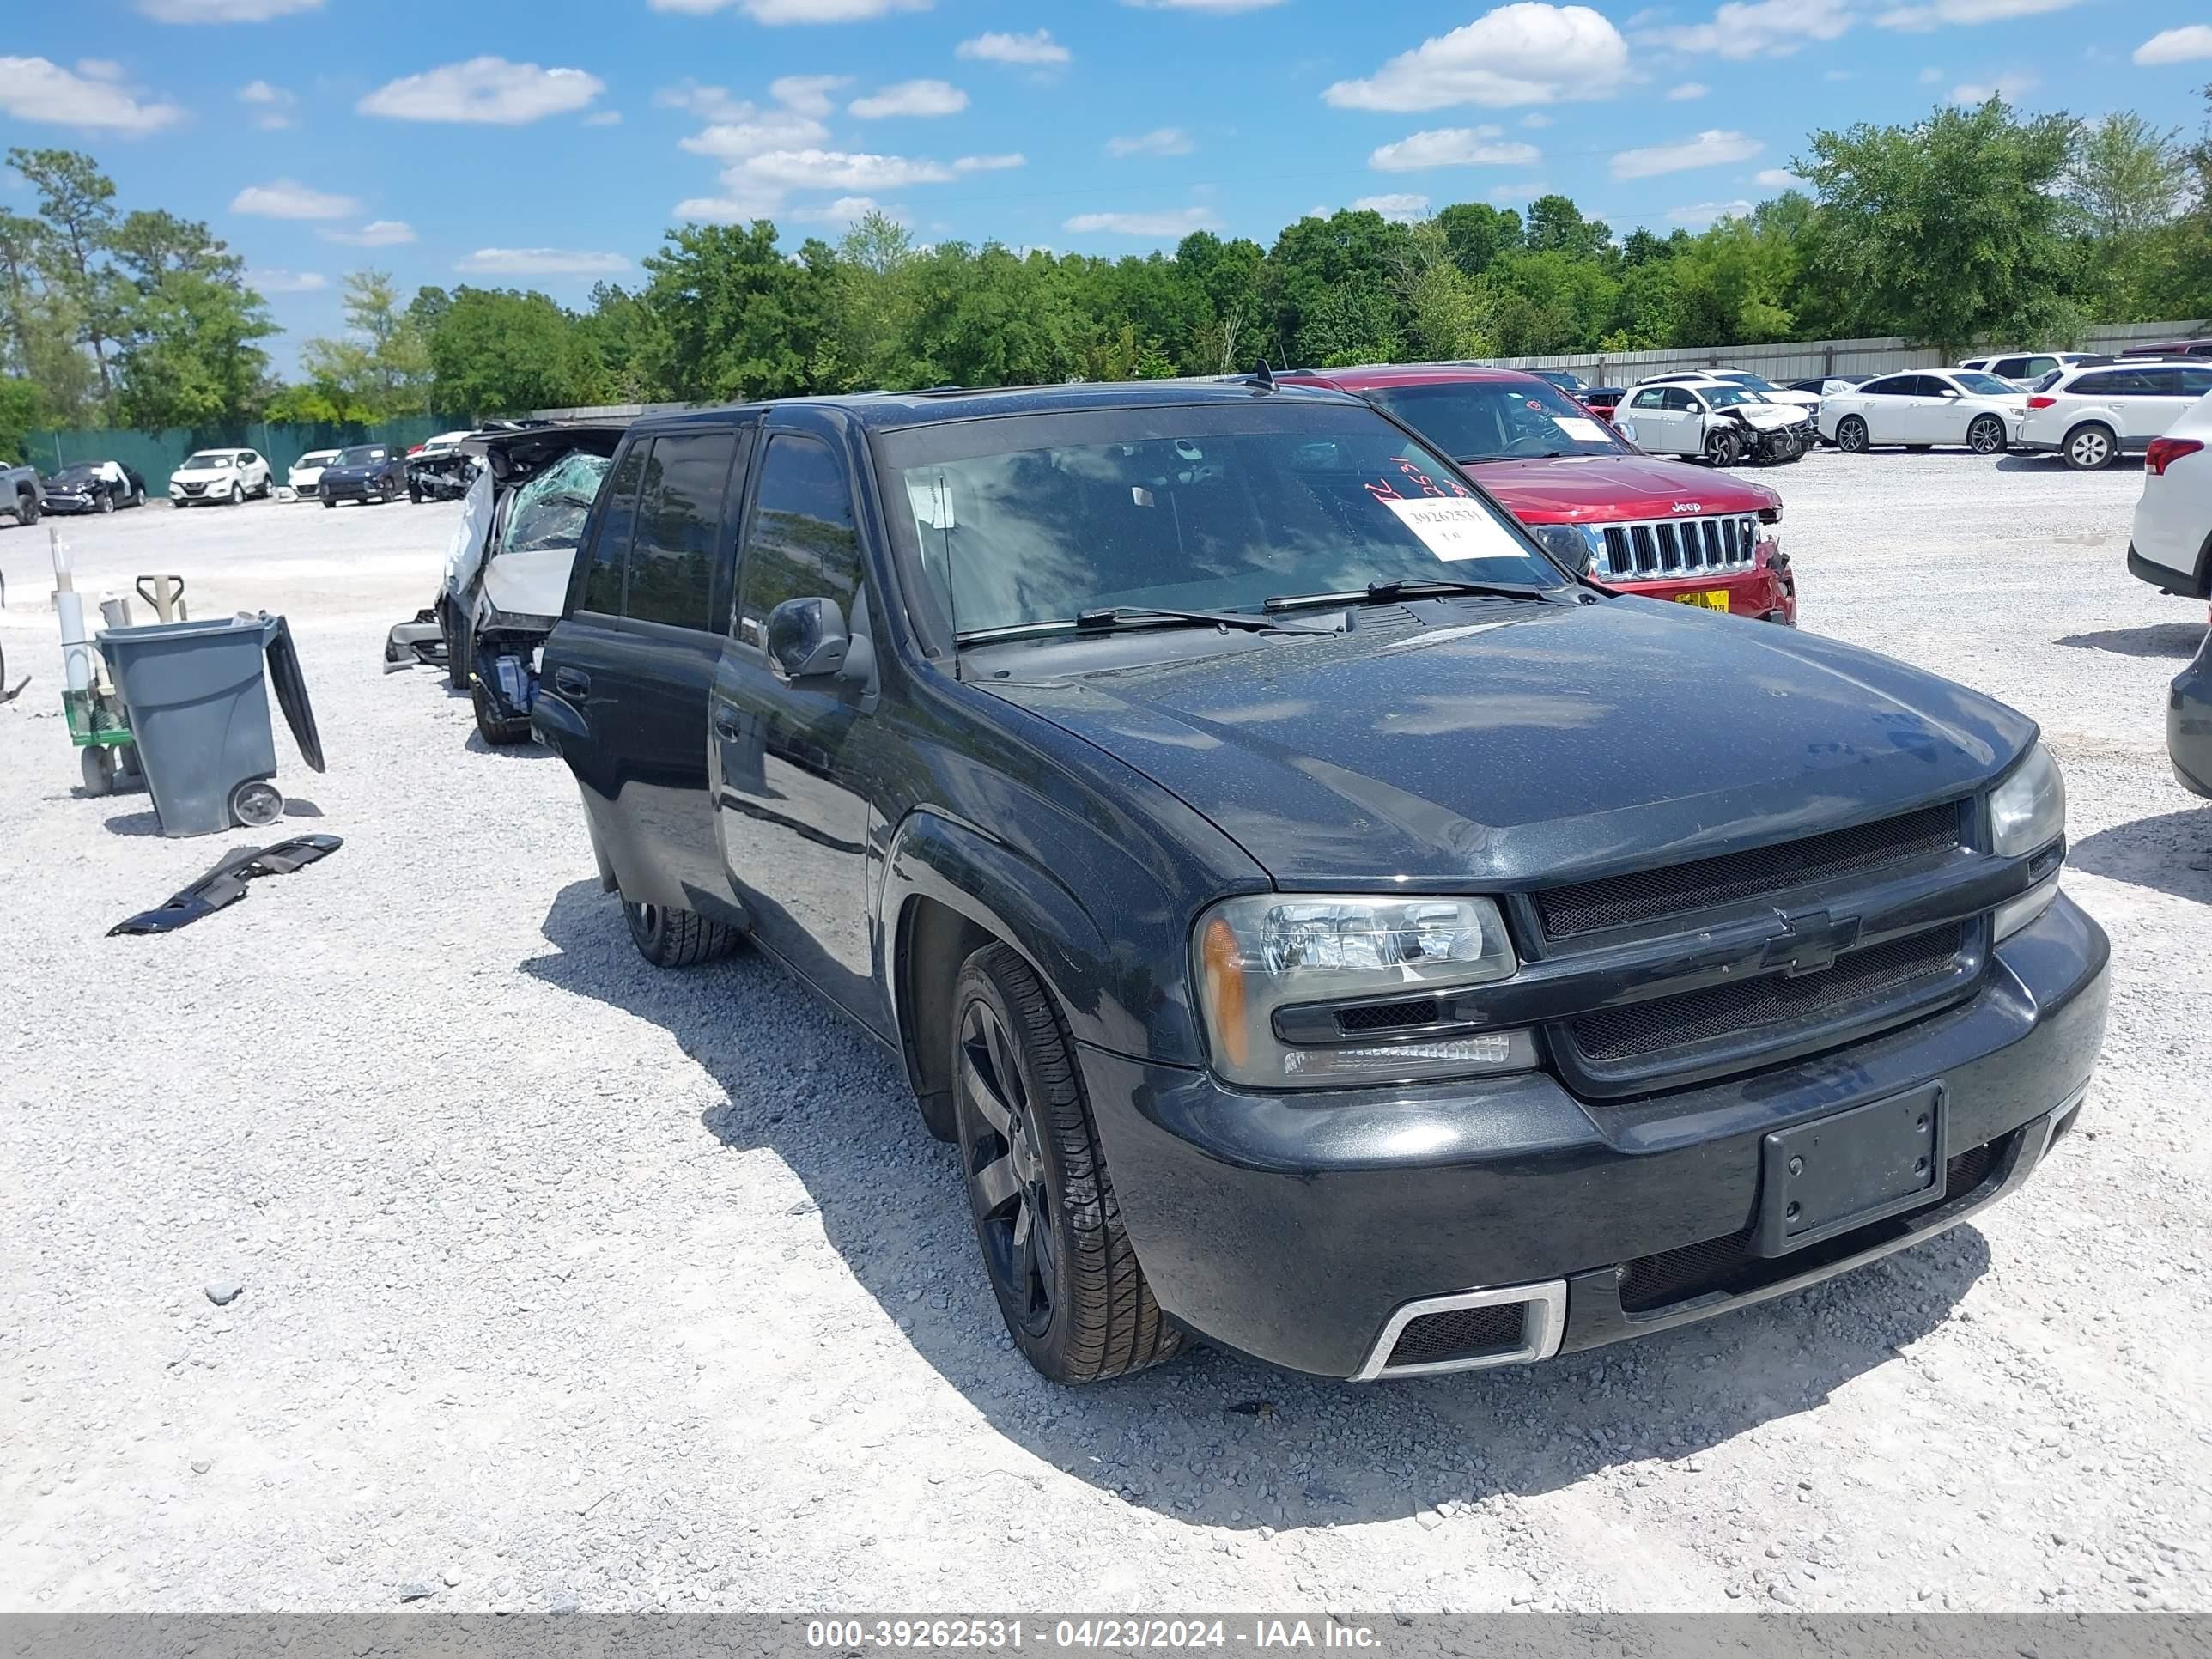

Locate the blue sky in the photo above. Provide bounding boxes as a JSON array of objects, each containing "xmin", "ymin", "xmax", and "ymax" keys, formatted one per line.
[{"xmin": 3, "ymin": 0, "xmax": 2209, "ymax": 365}]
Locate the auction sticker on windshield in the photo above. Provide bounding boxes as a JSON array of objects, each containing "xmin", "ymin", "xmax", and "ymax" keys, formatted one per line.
[
  {"xmin": 1383, "ymin": 497, "xmax": 1531, "ymax": 563},
  {"xmin": 1553, "ymin": 416, "xmax": 1611, "ymax": 443}
]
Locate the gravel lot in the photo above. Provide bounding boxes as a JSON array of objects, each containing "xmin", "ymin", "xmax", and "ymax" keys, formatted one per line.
[{"xmin": 2, "ymin": 449, "xmax": 2208, "ymax": 1616}]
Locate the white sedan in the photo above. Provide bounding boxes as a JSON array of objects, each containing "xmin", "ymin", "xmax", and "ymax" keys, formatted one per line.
[{"xmin": 1820, "ymin": 370, "xmax": 2025, "ymax": 455}]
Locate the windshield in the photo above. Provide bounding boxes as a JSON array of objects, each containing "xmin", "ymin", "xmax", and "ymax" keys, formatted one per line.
[
  {"xmin": 1703, "ymin": 387, "xmax": 1759, "ymax": 409},
  {"xmin": 1532, "ymin": 370, "xmax": 1589, "ymax": 392},
  {"xmin": 295, "ymin": 452, "xmax": 336, "ymax": 467},
  {"xmin": 1719, "ymin": 373, "xmax": 1778, "ymax": 391},
  {"xmin": 1952, "ymin": 372, "xmax": 2016, "ymax": 396},
  {"xmin": 53, "ymin": 465, "xmax": 96, "ymax": 482},
  {"xmin": 878, "ymin": 403, "xmax": 1567, "ymax": 640},
  {"xmin": 337, "ymin": 446, "xmax": 390, "ymax": 465},
  {"xmin": 185, "ymin": 452, "xmax": 234, "ymax": 469},
  {"xmin": 1365, "ymin": 380, "xmax": 1629, "ymax": 465},
  {"xmin": 499, "ymin": 452, "xmax": 612, "ymax": 556}
]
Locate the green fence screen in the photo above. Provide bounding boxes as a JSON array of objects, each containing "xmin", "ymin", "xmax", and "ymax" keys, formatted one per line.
[{"xmin": 27, "ymin": 417, "xmax": 470, "ymax": 495}]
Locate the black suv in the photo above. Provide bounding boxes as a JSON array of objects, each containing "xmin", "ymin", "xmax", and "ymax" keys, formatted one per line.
[
  {"xmin": 535, "ymin": 381, "xmax": 2108, "ymax": 1384},
  {"xmin": 319, "ymin": 443, "xmax": 405, "ymax": 507}
]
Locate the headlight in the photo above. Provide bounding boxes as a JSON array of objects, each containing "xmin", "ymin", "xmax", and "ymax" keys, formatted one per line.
[
  {"xmin": 1990, "ymin": 743, "xmax": 2064, "ymax": 857},
  {"xmin": 1194, "ymin": 894, "xmax": 1528, "ymax": 1089}
]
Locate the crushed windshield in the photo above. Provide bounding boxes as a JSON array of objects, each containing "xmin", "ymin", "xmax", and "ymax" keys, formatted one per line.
[
  {"xmin": 1703, "ymin": 387, "xmax": 1759, "ymax": 409},
  {"xmin": 879, "ymin": 404, "xmax": 1567, "ymax": 640},
  {"xmin": 499, "ymin": 452, "xmax": 612, "ymax": 556},
  {"xmin": 1366, "ymin": 380, "xmax": 1627, "ymax": 465}
]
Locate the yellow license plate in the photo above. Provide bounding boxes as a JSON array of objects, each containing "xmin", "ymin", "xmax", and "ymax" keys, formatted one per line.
[{"xmin": 1677, "ymin": 589, "xmax": 1731, "ymax": 611}]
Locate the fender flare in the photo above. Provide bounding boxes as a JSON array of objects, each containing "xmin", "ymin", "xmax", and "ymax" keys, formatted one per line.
[{"xmin": 881, "ymin": 809, "xmax": 1131, "ymax": 1057}]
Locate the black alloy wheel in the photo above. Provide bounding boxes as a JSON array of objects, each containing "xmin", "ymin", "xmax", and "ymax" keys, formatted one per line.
[{"xmin": 959, "ymin": 992, "xmax": 1058, "ymax": 1340}]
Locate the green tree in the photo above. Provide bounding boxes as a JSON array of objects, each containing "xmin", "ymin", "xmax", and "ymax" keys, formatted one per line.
[
  {"xmin": 112, "ymin": 270, "xmax": 276, "ymax": 428},
  {"xmin": 898, "ymin": 242, "xmax": 1076, "ymax": 386},
  {"xmin": 1522, "ymin": 195, "xmax": 1613, "ymax": 262},
  {"xmin": 1395, "ymin": 221, "xmax": 1492, "ymax": 361},
  {"xmin": 1263, "ymin": 210, "xmax": 1411, "ymax": 363},
  {"xmin": 2065, "ymin": 112, "xmax": 2188, "ymax": 317},
  {"xmin": 0, "ymin": 377, "xmax": 38, "ymax": 464},
  {"xmin": 424, "ymin": 286, "xmax": 604, "ymax": 416},
  {"xmin": 295, "ymin": 270, "xmax": 434, "ymax": 419},
  {"xmin": 8, "ymin": 148, "xmax": 123, "ymax": 399},
  {"xmin": 1667, "ymin": 215, "xmax": 1797, "ymax": 348},
  {"xmin": 640, "ymin": 219, "xmax": 836, "ymax": 400},
  {"xmin": 1435, "ymin": 203, "xmax": 1522, "ymax": 278},
  {"xmin": 1483, "ymin": 247, "xmax": 1620, "ymax": 354},
  {"xmin": 1796, "ymin": 98, "xmax": 2083, "ymax": 353}
]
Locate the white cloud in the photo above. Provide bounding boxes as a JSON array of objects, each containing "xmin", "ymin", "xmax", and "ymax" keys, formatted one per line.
[
  {"xmin": 1063, "ymin": 207, "xmax": 1221, "ymax": 236},
  {"xmin": 1370, "ymin": 126, "xmax": 1543, "ymax": 171},
  {"xmin": 674, "ymin": 191, "xmax": 787, "ymax": 222},
  {"xmin": 77, "ymin": 60, "xmax": 126, "ymax": 82},
  {"xmin": 1753, "ymin": 167, "xmax": 1805, "ymax": 189},
  {"xmin": 250, "ymin": 268, "xmax": 326, "ymax": 293},
  {"xmin": 787, "ymin": 195, "xmax": 907, "ymax": 225},
  {"xmin": 1522, "ymin": 111, "xmax": 1553, "ymax": 127},
  {"xmin": 1326, "ymin": 4, "xmax": 1632, "ymax": 110},
  {"xmin": 952, "ymin": 153, "xmax": 1025, "ymax": 173},
  {"xmin": 238, "ymin": 77, "xmax": 295, "ymax": 128},
  {"xmin": 584, "ymin": 110, "xmax": 623, "ymax": 126},
  {"xmin": 956, "ymin": 29, "xmax": 1070, "ymax": 65},
  {"xmin": 730, "ymin": 149, "xmax": 958, "ymax": 190},
  {"xmin": 769, "ymin": 74, "xmax": 850, "ymax": 115},
  {"xmin": 1667, "ymin": 199, "xmax": 1755, "ymax": 227},
  {"xmin": 230, "ymin": 179, "xmax": 361, "ymax": 219},
  {"xmin": 1949, "ymin": 72, "xmax": 2039, "ymax": 102},
  {"xmin": 138, "ymin": 0, "xmax": 321, "ymax": 19},
  {"xmin": 1107, "ymin": 126, "xmax": 1195, "ymax": 157},
  {"xmin": 321, "ymin": 219, "xmax": 417, "ymax": 246},
  {"xmin": 680, "ymin": 111, "xmax": 831, "ymax": 157},
  {"xmin": 1877, "ymin": 0, "xmax": 2082, "ymax": 30},
  {"xmin": 1644, "ymin": 0, "xmax": 1852, "ymax": 59},
  {"xmin": 1351, "ymin": 192, "xmax": 1430, "ymax": 222},
  {"xmin": 650, "ymin": 0, "xmax": 930, "ymax": 20},
  {"xmin": 456, "ymin": 248, "xmax": 631, "ymax": 276},
  {"xmin": 1668, "ymin": 82, "xmax": 1709, "ymax": 100},
  {"xmin": 358, "ymin": 57, "xmax": 605, "ymax": 125},
  {"xmin": 849, "ymin": 78, "xmax": 968, "ymax": 118},
  {"xmin": 2135, "ymin": 25, "xmax": 2212, "ymax": 65},
  {"xmin": 1611, "ymin": 128, "xmax": 1763, "ymax": 179},
  {"xmin": 655, "ymin": 81, "xmax": 749, "ymax": 120},
  {"xmin": 0, "ymin": 57, "xmax": 184, "ymax": 132}
]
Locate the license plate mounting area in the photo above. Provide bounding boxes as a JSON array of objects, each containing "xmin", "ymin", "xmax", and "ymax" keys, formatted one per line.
[{"xmin": 1753, "ymin": 1084, "xmax": 1946, "ymax": 1258}]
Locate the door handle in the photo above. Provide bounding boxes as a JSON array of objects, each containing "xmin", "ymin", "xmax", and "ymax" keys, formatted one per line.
[
  {"xmin": 553, "ymin": 667, "xmax": 591, "ymax": 697},
  {"xmin": 713, "ymin": 711, "xmax": 743, "ymax": 741}
]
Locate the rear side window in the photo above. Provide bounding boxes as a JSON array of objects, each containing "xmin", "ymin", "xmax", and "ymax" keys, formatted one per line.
[
  {"xmin": 627, "ymin": 430, "xmax": 741, "ymax": 630},
  {"xmin": 1631, "ymin": 388, "xmax": 1664, "ymax": 410},
  {"xmin": 738, "ymin": 434, "xmax": 862, "ymax": 638},
  {"xmin": 2136, "ymin": 367, "xmax": 2187, "ymax": 396},
  {"xmin": 1860, "ymin": 377, "xmax": 1907, "ymax": 396},
  {"xmin": 580, "ymin": 443, "xmax": 647, "ymax": 616},
  {"xmin": 2074, "ymin": 369, "xmax": 2154, "ymax": 396},
  {"xmin": 2184, "ymin": 366, "xmax": 2212, "ymax": 398}
]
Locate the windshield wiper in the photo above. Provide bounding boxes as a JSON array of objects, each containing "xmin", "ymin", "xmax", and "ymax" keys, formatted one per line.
[
  {"xmin": 1073, "ymin": 605, "xmax": 1333, "ymax": 635},
  {"xmin": 1264, "ymin": 578, "xmax": 1553, "ymax": 612}
]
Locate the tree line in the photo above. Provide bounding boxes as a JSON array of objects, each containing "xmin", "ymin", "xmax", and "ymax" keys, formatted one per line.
[{"xmin": 2, "ymin": 94, "xmax": 2208, "ymax": 459}]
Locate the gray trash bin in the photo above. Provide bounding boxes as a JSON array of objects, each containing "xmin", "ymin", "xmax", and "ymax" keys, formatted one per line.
[{"xmin": 98, "ymin": 612, "xmax": 326, "ymax": 838}]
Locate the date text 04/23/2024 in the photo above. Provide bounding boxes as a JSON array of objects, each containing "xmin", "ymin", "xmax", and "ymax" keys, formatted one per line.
[{"xmin": 805, "ymin": 1620, "xmax": 1385, "ymax": 1650}]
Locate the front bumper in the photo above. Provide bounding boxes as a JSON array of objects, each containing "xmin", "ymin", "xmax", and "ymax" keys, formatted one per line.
[
  {"xmin": 1617, "ymin": 547, "xmax": 1796, "ymax": 624},
  {"xmin": 321, "ymin": 482, "xmax": 381, "ymax": 501},
  {"xmin": 1083, "ymin": 893, "xmax": 2107, "ymax": 1380},
  {"xmin": 2171, "ymin": 633, "xmax": 2212, "ymax": 799},
  {"xmin": 40, "ymin": 495, "xmax": 97, "ymax": 514}
]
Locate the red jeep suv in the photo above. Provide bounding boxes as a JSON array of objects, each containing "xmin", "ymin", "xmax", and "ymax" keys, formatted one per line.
[{"xmin": 1285, "ymin": 365, "xmax": 1796, "ymax": 623}]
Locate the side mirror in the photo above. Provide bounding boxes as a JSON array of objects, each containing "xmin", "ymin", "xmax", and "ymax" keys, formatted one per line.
[{"xmin": 765, "ymin": 596, "xmax": 850, "ymax": 682}]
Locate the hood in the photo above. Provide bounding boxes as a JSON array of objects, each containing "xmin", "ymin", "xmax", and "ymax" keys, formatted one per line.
[
  {"xmin": 1469, "ymin": 454, "xmax": 1778, "ymax": 524},
  {"xmin": 170, "ymin": 465, "xmax": 234, "ymax": 482},
  {"xmin": 1727, "ymin": 402, "xmax": 1799, "ymax": 429},
  {"xmin": 323, "ymin": 461, "xmax": 388, "ymax": 480},
  {"xmin": 984, "ymin": 599, "xmax": 2032, "ymax": 890}
]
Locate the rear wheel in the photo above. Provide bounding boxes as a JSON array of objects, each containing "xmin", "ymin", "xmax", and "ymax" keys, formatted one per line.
[
  {"xmin": 471, "ymin": 680, "xmax": 532, "ymax": 746},
  {"xmin": 1836, "ymin": 416, "xmax": 1869, "ymax": 453},
  {"xmin": 2064, "ymin": 422, "xmax": 2117, "ymax": 471},
  {"xmin": 952, "ymin": 942, "xmax": 1182, "ymax": 1383},
  {"xmin": 1968, "ymin": 414, "xmax": 2006, "ymax": 455},
  {"xmin": 131, "ymin": 484, "xmax": 144, "ymax": 507},
  {"xmin": 623, "ymin": 899, "xmax": 742, "ymax": 968}
]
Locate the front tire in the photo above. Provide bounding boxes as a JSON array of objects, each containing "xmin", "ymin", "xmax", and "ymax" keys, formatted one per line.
[
  {"xmin": 623, "ymin": 899, "xmax": 742, "ymax": 968},
  {"xmin": 952, "ymin": 943, "xmax": 1182, "ymax": 1383},
  {"xmin": 98, "ymin": 493, "xmax": 114, "ymax": 514},
  {"xmin": 15, "ymin": 492, "xmax": 39, "ymax": 526},
  {"xmin": 1968, "ymin": 414, "xmax": 2007, "ymax": 455},
  {"xmin": 1703, "ymin": 427, "xmax": 1742, "ymax": 468},
  {"xmin": 2064, "ymin": 422, "xmax": 2117, "ymax": 471},
  {"xmin": 471, "ymin": 680, "xmax": 532, "ymax": 746},
  {"xmin": 1836, "ymin": 416, "xmax": 1869, "ymax": 453}
]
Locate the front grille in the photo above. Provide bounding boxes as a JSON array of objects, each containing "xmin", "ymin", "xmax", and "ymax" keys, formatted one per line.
[
  {"xmin": 1567, "ymin": 924, "xmax": 1966, "ymax": 1066},
  {"xmin": 1618, "ymin": 1138, "xmax": 2007, "ymax": 1313},
  {"xmin": 1536, "ymin": 802, "xmax": 1965, "ymax": 938},
  {"xmin": 1384, "ymin": 1302, "xmax": 1526, "ymax": 1369},
  {"xmin": 1598, "ymin": 514, "xmax": 1759, "ymax": 580}
]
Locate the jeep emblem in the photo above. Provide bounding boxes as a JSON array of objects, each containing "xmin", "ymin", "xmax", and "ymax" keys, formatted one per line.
[{"xmin": 1672, "ymin": 501, "xmax": 1702, "ymax": 514}]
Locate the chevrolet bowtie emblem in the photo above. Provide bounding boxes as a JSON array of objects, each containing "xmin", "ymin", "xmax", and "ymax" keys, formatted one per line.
[{"xmin": 1763, "ymin": 907, "xmax": 1861, "ymax": 977}]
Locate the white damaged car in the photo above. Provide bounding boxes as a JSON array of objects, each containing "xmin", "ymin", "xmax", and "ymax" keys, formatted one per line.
[
  {"xmin": 1614, "ymin": 379, "xmax": 1810, "ymax": 466},
  {"xmin": 382, "ymin": 423, "xmax": 628, "ymax": 746}
]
